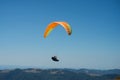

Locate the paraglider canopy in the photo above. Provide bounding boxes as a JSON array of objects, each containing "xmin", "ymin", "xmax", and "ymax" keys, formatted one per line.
[
  {"xmin": 44, "ymin": 21, "xmax": 72, "ymax": 38},
  {"xmin": 51, "ymin": 56, "xmax": 59, "ymax": 62}
]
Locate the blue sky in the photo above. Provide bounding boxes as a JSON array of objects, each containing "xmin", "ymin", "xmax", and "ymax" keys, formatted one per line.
[{"xmin": 0, "ymin": 0, "xmax": 120, "ymax": 69}]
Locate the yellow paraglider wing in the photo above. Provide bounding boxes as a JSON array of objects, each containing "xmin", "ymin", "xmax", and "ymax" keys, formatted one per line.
[{"xmin": 44, "ymin": 22, "xmax": 72, "ymax": 38}]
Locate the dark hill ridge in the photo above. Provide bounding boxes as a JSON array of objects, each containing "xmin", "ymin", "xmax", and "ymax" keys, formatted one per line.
[{"xmin": 0, "ymin": 68, "xmax": 120, "ymax": 80}]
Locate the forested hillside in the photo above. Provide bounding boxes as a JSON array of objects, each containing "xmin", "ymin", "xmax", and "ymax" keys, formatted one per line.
[{"xmin": 0, "ymin": 68, "xmax": 120, "ymax": 80}]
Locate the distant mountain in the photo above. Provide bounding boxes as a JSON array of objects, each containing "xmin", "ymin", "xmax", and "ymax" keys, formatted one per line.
[
  {"xmin": 0, "ymin": 65, "xmax": 29, "ymax": 70},
  {"xmin": 0, "ymin": 68, "xmax": 120, "ymax": 80},
  {"xmin": 77, "ymin": 69, "xmax": 120, "ymax": 75},
  {"xmin": 0, "ymin": 65, "xmax": 41, "ymax": 70}
]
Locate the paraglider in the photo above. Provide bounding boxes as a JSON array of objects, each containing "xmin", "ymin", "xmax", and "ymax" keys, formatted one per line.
[
  {"xmin": 44, "ymin": 21, "xmax": 72, "ymax": 62},
  {"xmin": 51, "ymin": 56, "xmax": 59, "ymax": 62},
  {"xmin": 44, "ymin": 21, "xmax": 72, "ymax": 38}
]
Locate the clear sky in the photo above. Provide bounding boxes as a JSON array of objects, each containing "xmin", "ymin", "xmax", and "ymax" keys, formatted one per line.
[{"xmin": 0, "ymin": 0, "xmax": 120, "ymax": 69}]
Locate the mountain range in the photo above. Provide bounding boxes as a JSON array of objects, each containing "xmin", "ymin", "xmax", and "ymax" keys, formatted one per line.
[{"xmin": 0, "ymin": 68, "xmax": 120, "ymax": 80}]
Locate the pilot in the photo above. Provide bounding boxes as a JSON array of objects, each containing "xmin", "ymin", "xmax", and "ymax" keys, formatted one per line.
[{"xmin": 51, "ymin": 56, "xmax": 59, "ymax": 62}]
